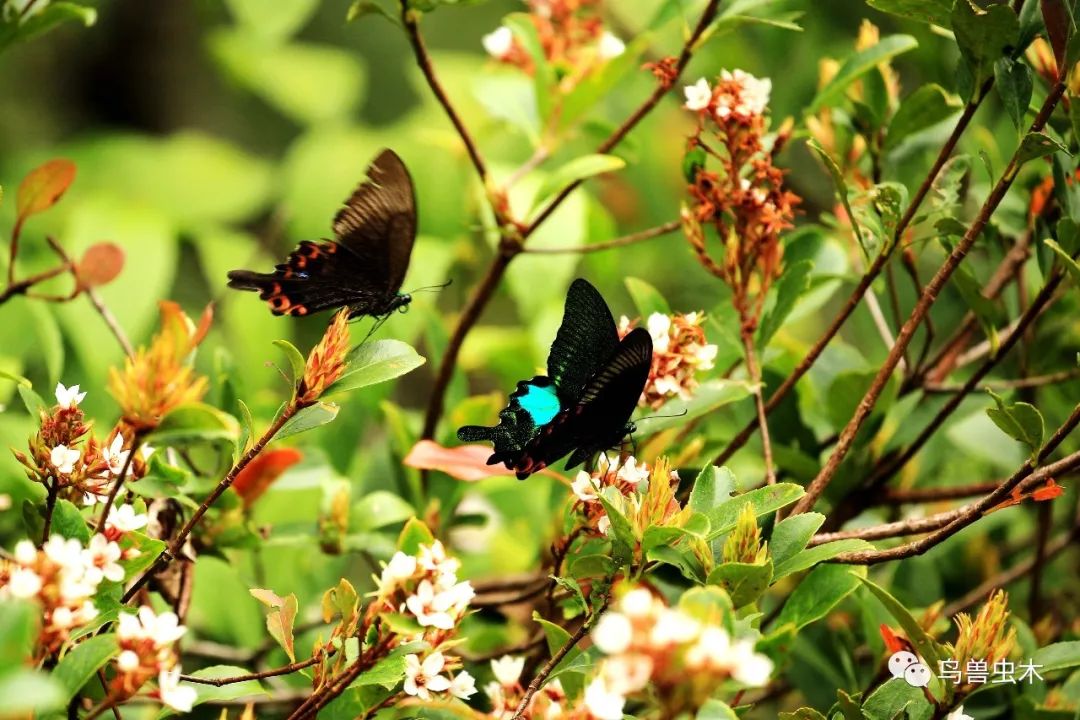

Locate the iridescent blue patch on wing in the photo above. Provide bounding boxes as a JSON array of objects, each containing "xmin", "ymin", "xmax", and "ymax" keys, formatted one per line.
[{"xmin": 518, "ymin": 382, "xmax": 561, "ymax": 425}]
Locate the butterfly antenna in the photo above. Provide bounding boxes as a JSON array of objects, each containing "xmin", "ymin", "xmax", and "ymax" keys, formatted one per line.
[
  {"xmin": 407, "ymin": 278, "xmax": 453, "ymax": 294},
  {"xmin": 357, "ymin": 313, "xmax": 391, "ymax": 346},
  {"xmin": 637, "ymin": 409, "xmax": 690, "ymax": 422}
]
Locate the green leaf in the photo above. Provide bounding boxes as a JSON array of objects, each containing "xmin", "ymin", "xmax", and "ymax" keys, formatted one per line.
[
  {"xmin": 224, "ymin": 0, "xmax": 318, "ymax": 41},
  {"xmin": 707, "ymin": 560, "xmax": 773, "ymax": 608},
  {"xmin": 696, "ymin": 699, "xmax": 739, "ymax": 720},
  {"xmin": 770, "ymin": 512, "xmax": 825, "ymax": 570},
  {"xmin": 636, "ymin": 380, "xmax": 756, "ymax": 433},
  {"xmin": 773, "ymin": 539, "xmax": 874, "ymax": 580},
  {"xmin": 530, "ymin": 155, "xmax": 626, "ymax": 215},
  {"xmin": 597, "ymin": 490, "xmax": 636, "ymax": 566},
  {"xmin": 151, "ymin": 403, "xmax": 241, "ymax": 446},
  {"xmin": 552, "ymin": 575, "xmax": 588, "ymax": 615},
  {"xmin": 353, "ymin": 653, "xmax": 407, "ymax": 689},
  {"xmin": 188, "ymin": 665, "xmax": 268, "ymax": 706},
  {"xmin": 624, "ymin": 276, "xmax": 672, "ymax": 317},
  {"xmin": 504, "ymin": 13, "xmax": 555, "ymax": 123},
  {"xmin": 885, "ymin": 84, "xmax": 960, "ymax": 151},
  {"xmin": 644, "ymin": 527, "xmax": 707, "ymax": 582},
  {"xmin": 49, "ymin": 499, "xmax": 90, "ymax": 543},
  {"xmin": 950, "ymin": 263, "xmax": 1000, "ymax": 347},
  {"xmin": 689, "ymin": 465, "xmax": 736, "ymax": 514},
  {"xmin": 807, "ymin": 139, "xmax": 870, "ymax": 258},
  {"xmin": 0, "ymin": 2, "xmax": 96, "ymax": 54},
  {"xmin": 758, "ymin": 259, "xmax": 813, "ymax": 346},
  {"xmin": 994, "ymin": 57, "xmax": 1033, "ymax": 131},
  {"xmin": 861, "ymin": 677, "xmax": 932, "ymax": 720},
  {"xmin": 858, "ymin": 576, "xmax": 945, "ymax": 677},
  {"xmin": 951, "ymin": 0, "xmax": 1019, "ymax": 94},
  {"xmin": 1031, "ymin": 641, "xmax": 1080, "ymax": 673},
  {"xmin": 865, "ymin": 0, "xmax": 951, "ymax": 27},
  {"xmin": 17, "ymin": 383, "xmax": 47, "ymax": 416},
  {"xmin": 1016, "ymin": 132, "xmax": 1070, "ymax": 167},
  {"xmin": 276, "ymin": 402, "xmax": 339, "ymax": 441},
  {"xmin": 396, "ymin": 517, "xmax": 435, "ymax": 554},
  {"xmin": 986, "ymin": 389, "xmax": 1045, "ymax": 460},
  {"xmin": 326, "ymin": 340, "xmax": 426, "ymax": 395},
  {"xmin": 569, "ymin": 553, "xmax": 616, "ymax": 580},
  {"xmin": 0, "ymin": 669, "xmax": 66, "ymax": 714},
  {"xmin": 779, "ymin": 709, "xmax": 830, "ymax": 720},
  {"xmin": 273, "ymin": 339, "xmax": 307, "ymax": 385},
  {"xmin": 249, "ymin": 589, "xmax": 299, "ymax": 662},
  {"xmin": 53, "ymin": 634, "xmax": 118, "ymax": 703},
  {"xmin": 837, "ymin": 689, "xmax": 867, "ymax": 720},
  {"xmin": 705, "ymin": 483, "xmax": 805, "ymax": 540},
  {"xmin": 0, "ymin": 600, "xmax": 38, "ymax": 667},
  {"xmin": 1046, "ymin": 238, "xmax": 1080, "ymax": 285},
  {"xmin": 352, "ymin": 491, "xmax": 415, "ymax": 532},
  {"xmin": 775, "ymin": 564, "xmax": 865, "ymax": 631},
  {"xmin": 808, "ymin": 35, "xmax": 918, "ymax": 112}
]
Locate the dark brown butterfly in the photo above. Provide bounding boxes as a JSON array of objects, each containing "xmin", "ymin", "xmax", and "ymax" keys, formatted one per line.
[{"xmin": 227, "ymin": 148, "xmax": 417, "ymax": 319}]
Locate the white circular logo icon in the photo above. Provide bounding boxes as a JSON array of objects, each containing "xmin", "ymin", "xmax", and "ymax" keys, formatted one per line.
[
  {"xmin": 888, "ymin": 650, "xmax": 919, "ymax": 679},
  {"xmin": 903, "ymin": 661, "xmax": 932, "ymax": 688}
]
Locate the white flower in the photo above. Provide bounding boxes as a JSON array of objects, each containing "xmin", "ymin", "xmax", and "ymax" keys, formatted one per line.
[
  {"xmin": 55, "ymin": 382, "xmax": 86, "ymax": 409},
  {"xmin": 380, "ymin": 551, "xmax": 417, "ymax": 589},
  {"xmin": 946, "ymin": 706, "xmax": 975, "ymax": 720},
  {"xmin": 13, "ymin": 540, "xmax": 37, "ymax": 565},
  {"xmin": 0, "ymin": 494, "xmax": 11, "ymax": 511},
  {"xmin": 50, "ymin": 444, "xmax": 80, "ymax": 475},
  {"xmin": 74, "ymin": 600, "xmax": 98, "ymax": 625},
  {"xmin": 619, "ymin": 588, "xmax": 656, "ymax": 619},
  {"xmin": 116, "ymin": 649, "xmax": 140, "ymax": 672},
  {"xmin": 694, "ymin": 343, "xmax": 718, "ymax": 368},
  {"xmin": 59, "ymin": 575, "xmax": 98, "ymax": 603},
  {"xmin": 405, "ymin": 579, "xmax": 456, "ymax": 630},
  {"xmin": 686, "ymin": 626, "xmax": 732, "ymax": 669},
  {"xmin": 107, "ymin": 504, "xmax": 148, "ymax": 534},
  {"xmin": 650, "ymin": 609, "xmax": 701, "ymax": 646},
  {"xmin": 491, "ymin": 655, "xmax": 525, "ymax": 687},
  {"xmin": 158, "ymin": 667, "xmax": 196, "ymax": 712},
  {"xmin": 484, "ymin": 680, "xmax": 505, "ymax": 708},
  {"xmin": 646, "ymin": 313, "xmax": 672, "ymax": 352},
  {"xmin": 597, "ymin": 514, "xmax": 611, "ymax": 536},
  {"xmin": 403, "ymin": 652, "xmax": 452, "ymax": 700},
  {"xmin": 592, "ymin": 611, "xmax": 633, "ymax": 655},
  {"xmin": 51, "ymin": 605, "xmax": 75, "ymax": 629},
  {"xmin": 7, "ymin": 567, "xmax": 42, "ymax": 598},
  {"xmin": 450, "ymin": 670, "xmax": 478, "ymax": 700},
  {"xmin": 571, "ymin": 471, "xmax": 599, "ymax": 502},
  {"xmin": 83, "ymin": 534, "xmax": 124, "ymax": 584},
  {"xmin": 138, "ymin": 606, "xmax": 187, "ymax": 647},
  {"xmin": 43, "ymin": 535, "xmax": 84, "ymax": 571},
  {"xmin": 141, "ymin": 444, "xmax": 155, "ymax": 460},
  {"xmin": 441, "ymin": 580, "xmax": 475, "ymax": 612},
  {"xmin": 418, "ymin": 540, "xmax": 460, "ymax": 576},
  {"xmin": 683, "ymin": 78, "xmax": 712, "ymax": 111},
  {"xmin": 101, "ymin": 434, "xmax": 130, "ymax": 476},
  {"xmin": 482, "ymin": 25, "xmax": 514, "ymax": 58},
  {"xmin": 614, "ymin": 456, "xmax": 649, "ymax": 488},
  {"xmin": 598, "ymin": 31, "xmax": 625, "ymax": 59},
  {"xmin": 583, "ymin": 677, "xmax": 625, "ymax": 720},
  {"xmin": 718, "ymin": 68, "xmax": 771, "ymax": 117},
  {"xmin": 602, "ymin": 653, "xmax": 653, "ymax": 695},
  {"xmin": 729, "ymin": 639, "xmax": 773, "ymax": 687}
]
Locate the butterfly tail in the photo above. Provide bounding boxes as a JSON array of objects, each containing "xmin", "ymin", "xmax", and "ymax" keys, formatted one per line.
[{"xmin": 226, "ymin": 269, "xmax": 272, "ymax": 292}]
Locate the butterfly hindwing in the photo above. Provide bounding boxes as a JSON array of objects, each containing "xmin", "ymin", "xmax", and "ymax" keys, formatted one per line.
[
  {"xmin": 515, "ymin": 328, "xmax": 652, "ymax": 477},
  {"xmin": 227, "ymin": 148, "xmax": 417, "ymax": 318},
  {"xmin": 457, "ymin": 377, "xmax": 560, "ymax": 467}
]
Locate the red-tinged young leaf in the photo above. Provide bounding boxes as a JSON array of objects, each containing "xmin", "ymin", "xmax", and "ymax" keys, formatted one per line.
[
  {"xmin": 1031, "ymin": 478, "xmax": 1063, "ymax": 502},
  {"xmin": 232, "ymin": 447, "xmax": 303, "ymax": 507},
  {"xmin": 403, "ymin": 440, "xmax": 566, "ymax": 482},
  {"xmin": 249, "ymin": 588, "xmax": 298, "ymax": 662},
  {"xmin": 75, "ymin": 242, "xmax": 125, "ymax": 289},
  {"xmin": 16, "ymin": 158, "xmax": 76, "ymax": 221}
]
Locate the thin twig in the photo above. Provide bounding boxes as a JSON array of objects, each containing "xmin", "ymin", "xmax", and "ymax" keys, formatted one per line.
[
  {"xmin": 522, "ymin": 219, "xmax": 681, "ymax": 254},
  {"xmin": 712, "ymin": 78, "xmax": 995, "ymax": 468},
  {"xmin": 511, "ymin": 598, "xmax": 609, "ymax": 719},
  {"xmin": 874, "ymin": 482, "xmax": 1000, "ymax": 504},
  {"xmin": 122, "ymin": 402, "xmax": 301, "ymax": 603},
  {"xmin": 181, "ymin": 654, "xmax": 323, "ymax": 686},
  {"xmin": 808, "ymin": 507, "xmax": 967, "ymax": 546},
  {"xmin": 921, "ymin": 368, "xmax": 1080, "ymax": 394},
  {"xmin": 0, "ymin": 264, "xmax": 68, "ymax": 305},
  {"xmin": 741, "ymin": 331, "xmax": 775, "ymax": 487},
  {"xmin": 504, "ymin": 146, "xmax": 551, "ymax": 191},
  {"xmin": 41, "ymin": 476, "xmax": 59, "ymax": 545},
  {"xmin": 94, "ymin": 432, "xmax": 142, "ymax": 534},
  {"xmin": 790, "ymin": 82, "xmax": 1067, "ymax": 517}
]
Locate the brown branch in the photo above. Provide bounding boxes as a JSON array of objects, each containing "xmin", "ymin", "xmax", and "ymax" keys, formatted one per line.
[
  {"xmin": 420, "ymin": 0, "xmax": 723, "ymax": 440},
  {"xmin": 181, "ymin": 654, "xmax": 323, "ymax": 686},
  {"xmin": 808, "ymin": 507, "xmax": 967, "ymax": 546},
  {"xmin": 875, "ymin": 482, "xmax": 1000, "ymax": 504},
  {"xmin": 522, "ymin": 219, "xmax": 681, "ymax": 254},
  {"xmin": 742, "ymin": 331, "xmax": 775, "ymax": 487},
  {"xmin": 400, "ymin": 4, "xmax": 488, "ymax": 185},
  {"xmin": 41, "ymin": 476, "xmax": 59, "ymax": 545},
  {"xmin": 121, "ymin": 402, "xmax": 301, "ymax": 603},
  {"xmin": 830, "ymin": 443, "xmax": 1080, "ymax": 565},
  {"xmin": 789, "ymin": 82, "xmax": 1067, "ymax": 517},
  {"xmin": 921, "ymin": 368, "xmax": 1080, "ymax": 394},
  {"xmin": 511, "ymin": 598, "xmax": 609, "ymax": 720},
  {"xmin": 712, "ymin": 78, "xmax": 996, "ymax": 468},
  {"xmin": 94, "ymin": 432, "xmax": 143, "ymax": 534},
  {"xmin": 0, "ymin": 263, "xmax": 68, "ymax": 305},
  {"xmin": 285, "ymin": 639, "xmax": 389, "ymax": 720}
]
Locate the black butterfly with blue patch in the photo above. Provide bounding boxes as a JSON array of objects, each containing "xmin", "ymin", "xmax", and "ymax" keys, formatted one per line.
[{"xmin": 458, "ymin": 278, "xmax": 653, "ymax": 479}]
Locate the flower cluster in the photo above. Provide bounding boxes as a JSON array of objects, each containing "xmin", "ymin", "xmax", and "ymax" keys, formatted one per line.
[
  {"xmin": 108, "ymin": 301, "xmax": 211, "ymax": 433},
  {"xmin": 298, "ymin": 308, "xmax": 351, "ymax": 405},
  {"xmin": 618, "ymin": 312, "xmax": 718, "ymax": 408},
  {"xmin": 482, "ymin": 0, "xmax": 625, "ymax": 92},
  {"xmin": 13, "ymin": 383, "xmax": 153, "ymax": 507},
  {"xmin": 485, "ymin": 655, "xmax": 565, "ymax": 718},
  {"xmin": 681, "ymin": 68, "xmax": 799, "ymax": 333},
  {"xmin": 0, "ymin": 536, "xmax": 105, "ymax": 657},
  {"xmin": 112, "ymin": 606, "xmax": 196, "ymax": 712},
  {"xmin": 945, "ymin": 590, "xmax": 1017, "ymax": 695},
  {"xmin": 374, "ymin": 540, "xmax": 477, "ymax": 702},
  {"xmin": 571, "ymin": 456, "xmax": 690, "ymax": 542},
  {"xmin": 583, "ymin": 586, "xmax": 774, "ymax": 717}
]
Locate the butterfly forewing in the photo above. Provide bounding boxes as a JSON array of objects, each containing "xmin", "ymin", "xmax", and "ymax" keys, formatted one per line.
[{"xmin": 546, "ymin": 278, "xmax": 621, "ymax": 403}]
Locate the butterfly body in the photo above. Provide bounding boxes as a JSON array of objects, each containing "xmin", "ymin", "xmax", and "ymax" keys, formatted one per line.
[
  {"xmin": 227, "ymin": 149, "xmax": 417, "ymax": 319},
  {"xmin": 458, "ymin": 279, "xmax": 652, "ymax": 479}
]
